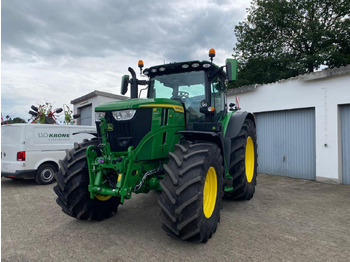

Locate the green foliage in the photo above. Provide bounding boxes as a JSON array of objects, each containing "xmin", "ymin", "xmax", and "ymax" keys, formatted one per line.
[
  {"xmin": 232, "ymin": 0, "xmax": 350, "ymax": 87},
  {"xmin": 2, "ymin": 117, "xmax": 26, "ymax": 125},
  {"xmin": 63, "ymin": 104, "xmax": 74, "ymax": 125}
]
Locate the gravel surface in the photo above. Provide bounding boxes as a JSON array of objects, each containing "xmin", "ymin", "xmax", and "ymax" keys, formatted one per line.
[{"xmin": 2, "ymin": 174, "xmax": 350, "ymax": 261}]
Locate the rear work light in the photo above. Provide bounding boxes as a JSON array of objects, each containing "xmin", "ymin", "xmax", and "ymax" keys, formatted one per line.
[{"xmin": 17, "ymin": 151, "xmax": 26, "ymax": 161}]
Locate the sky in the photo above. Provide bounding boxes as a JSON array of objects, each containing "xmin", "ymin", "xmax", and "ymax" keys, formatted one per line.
[{"xmin": 1, "ymin": 0, "xmax": 251, "ymax": 123}]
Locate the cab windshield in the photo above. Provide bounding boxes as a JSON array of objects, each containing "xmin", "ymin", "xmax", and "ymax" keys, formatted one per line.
[{"xmin": 148, "ymin": 71, "xmax": 206, "ymax": 122}]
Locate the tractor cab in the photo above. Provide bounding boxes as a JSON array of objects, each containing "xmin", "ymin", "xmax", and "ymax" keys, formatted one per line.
[
  {"xmin": 121, "ymin": 49, "xmax": 237, "ymax": 132},
  {"xmin": 146, "ymin": 61, "xmax": 226, "ymax": 128}
]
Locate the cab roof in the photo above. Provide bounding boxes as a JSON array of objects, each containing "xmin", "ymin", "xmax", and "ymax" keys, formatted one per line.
[{"xmin": 143, "ymin": 60, "xmax": 226, "ymax": 78}]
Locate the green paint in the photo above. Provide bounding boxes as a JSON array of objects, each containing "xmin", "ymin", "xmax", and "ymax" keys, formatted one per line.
[
  {"xmin": 224, "ymin": 186, "xmax": 234, "ymax": 192},
  {"xmin": 86, "ymin": 57, "xmax": 244, "ymax": 205},
  {"xmin": 222, "ymin": 111, "xmax": 234, "ymax": 137},
  {"xmin": 87, "ymin": 103, "xmax": 185, "ymax": 202},
  {"xmin": 95, "ymin": 98, "xmax": 183, "ymax": 112},
  {"xmin": 225, "ymin": 58, "xmax": 238, "ymax": 81}
]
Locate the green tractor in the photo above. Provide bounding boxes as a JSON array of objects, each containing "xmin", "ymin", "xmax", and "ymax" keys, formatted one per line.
[{"xmin": 54, "ymin": 49, "xmax": 257, "ymax": 243}]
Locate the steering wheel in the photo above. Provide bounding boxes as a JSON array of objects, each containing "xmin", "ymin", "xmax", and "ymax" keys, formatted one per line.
[{"xmin": 178, "ymin": 91, "xmax": 189, "ymax": 98}]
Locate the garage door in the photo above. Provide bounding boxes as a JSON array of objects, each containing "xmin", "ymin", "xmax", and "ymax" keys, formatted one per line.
[
  {"xmin": 341, "ymin": 105, "xmax": 350, "ymax": 185},
  {"xmin": 80, "ymin": 105, "xmax": 92, "ymax": 126},
  {"xmin": 255, "ymin": 108, "xmax": 316, "ymax": 180}
]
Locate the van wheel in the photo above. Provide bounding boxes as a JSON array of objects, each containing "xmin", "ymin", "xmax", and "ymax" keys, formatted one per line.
[{"xmin": 35, "ymin": 163, "xmax": 56, "ymax": 185}]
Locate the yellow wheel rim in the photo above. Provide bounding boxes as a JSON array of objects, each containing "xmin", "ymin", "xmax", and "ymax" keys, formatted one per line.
[
  {"xmin": 203, "ymin": 166, "xmax": 218, "ymax": 219},
  {"xmin": 245, "ymin": 136, "xmax": 255, "ymax": 183},
  {"xmin": 95, "ymin": 194, "xmax": 112, "ymax": 201}
]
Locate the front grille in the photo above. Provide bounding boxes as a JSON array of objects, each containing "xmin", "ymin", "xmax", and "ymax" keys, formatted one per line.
[{"xmin": 103, "ymin": 108, "xmax": 152, "ymax": 152}]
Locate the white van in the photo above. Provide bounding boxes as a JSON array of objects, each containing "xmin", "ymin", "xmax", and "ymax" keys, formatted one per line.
[{"xmin": 1, "ymin": 124, "xmax": 96, "ymax": 184}]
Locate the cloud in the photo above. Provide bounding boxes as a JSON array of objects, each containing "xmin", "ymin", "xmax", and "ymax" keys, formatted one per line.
[{"xmin": 1, "ymin": 0, "xmax": 251, "ymax": 121}]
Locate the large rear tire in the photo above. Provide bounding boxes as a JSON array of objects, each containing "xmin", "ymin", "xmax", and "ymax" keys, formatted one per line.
[
  {"xmin": 158, "ymin": 142, "xmax": 224, "ymax": 243},
  {"xmin": 225, "ymin": 118, "xmax": 257, "ymax": 200},
  {"xmin": 54, "ymin": 139, "xmax": 120, "ymax": 221}
]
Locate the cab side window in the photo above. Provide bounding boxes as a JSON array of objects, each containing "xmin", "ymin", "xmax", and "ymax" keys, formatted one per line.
[{"xmin": 210, "ymin": 76, "xmax": 226, "ymax": 120}]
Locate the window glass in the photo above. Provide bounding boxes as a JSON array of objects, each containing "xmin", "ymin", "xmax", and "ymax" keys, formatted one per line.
[
  {"xmin": 149, "ymin": 71, "xmax": 205, "ymax": 100},
  {"xmin": 210, "ymin": 76, "xmax": 225, "ymax": 120},
  {"xmin": 149, "ymin": 71, "xmax": 206, "ymax": 122},
  {"xmin": 151, "ymin": 79, "xmax": 173, "ymax": 98}
]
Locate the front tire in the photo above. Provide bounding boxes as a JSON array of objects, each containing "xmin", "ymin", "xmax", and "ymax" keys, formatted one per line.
[
  {"xmin": 54, "ymin": 139, "xmax": 120, "ymax": 221},
  {"xmin": 158, "ymin": 142, "xmax": 224, "ymax": 243}
]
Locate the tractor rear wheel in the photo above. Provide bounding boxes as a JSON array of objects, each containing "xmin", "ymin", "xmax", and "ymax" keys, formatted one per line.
[
  {"xmin": 158, "ymin": 142, "xmax": 224, "ymax": 243},
  {"xmin": 225, "ymin": 118, "xmax": 257, "ymax": 200},
  {"xmin": 54, "ymin": 139, "xmax": 120, "ymax": 221}
]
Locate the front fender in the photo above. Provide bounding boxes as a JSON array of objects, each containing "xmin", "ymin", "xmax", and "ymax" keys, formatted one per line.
[{"xmin": 176, "ymin": 130, "xmax": 225, "ymax": 163}]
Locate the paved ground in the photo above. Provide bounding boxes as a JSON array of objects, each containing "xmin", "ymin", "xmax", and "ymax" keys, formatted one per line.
[{"xmin": 1, "ymin": 174, "xmax": 350, "ymax": 262}]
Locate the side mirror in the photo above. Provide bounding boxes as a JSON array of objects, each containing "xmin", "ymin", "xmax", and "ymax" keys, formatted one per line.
[
  {"xmin": 225, "ymin": 58, "xmax": 238, "ymax": 82},
  {"xmin": 121, "ymin": 75, "xmax": 130, "ymax": 95}
]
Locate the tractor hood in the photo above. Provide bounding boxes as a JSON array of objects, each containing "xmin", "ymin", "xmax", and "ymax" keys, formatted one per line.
[{"xmin": 95, "ymin": 98, "xmax": 183, "ymax": 112}]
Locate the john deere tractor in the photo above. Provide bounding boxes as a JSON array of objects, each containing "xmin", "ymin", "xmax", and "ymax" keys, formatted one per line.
[{"xmin": 54, "ymin": 49, "xmax": 257, "ymax": 243}]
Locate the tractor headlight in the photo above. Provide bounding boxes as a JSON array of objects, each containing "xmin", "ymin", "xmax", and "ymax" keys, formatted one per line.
[
  {"xmin": 95, "ymin": 112, "xmax": 106, "ymax": 121},
  {"xmin": 112, "ymin": 109, "xmax": 136, "ymax": 121}
]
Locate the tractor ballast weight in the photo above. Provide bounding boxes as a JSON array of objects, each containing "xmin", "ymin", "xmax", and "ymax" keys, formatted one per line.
[{"xmin": 54, "ymin": 50, "xmax": 257, "ymax": 243}]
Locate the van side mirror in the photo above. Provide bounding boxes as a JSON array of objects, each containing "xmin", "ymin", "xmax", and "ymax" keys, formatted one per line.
[
  {"xmin": 121, "ymin": 75, "xmax": 129, "ymax": 95},
  {"xmin": 225, "ymin": 58, "xmax": 238, "ymax": 82}
]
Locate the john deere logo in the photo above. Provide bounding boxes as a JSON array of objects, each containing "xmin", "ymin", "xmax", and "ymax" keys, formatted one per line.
[{"xmin": 107, "ymin": 124, "xmax": 113, "ymax": 131}]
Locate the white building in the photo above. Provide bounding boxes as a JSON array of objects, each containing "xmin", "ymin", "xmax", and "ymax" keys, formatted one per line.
[
  {"xmin": 227, "ymin": 65, "xmax": 350, "ymax": 184},
  {"xmin": 71, "ymin": 90, "xmax": 127, "ymax": 126}
]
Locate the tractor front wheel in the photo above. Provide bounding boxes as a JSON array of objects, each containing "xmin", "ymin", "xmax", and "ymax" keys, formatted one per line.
[
  {"xmin": 158, "ymin": 142, "xmax": 224, "ymax": 243},
  {"xmin": 54, "ymin": 139, "xmax": 120, "ymax": 221}
]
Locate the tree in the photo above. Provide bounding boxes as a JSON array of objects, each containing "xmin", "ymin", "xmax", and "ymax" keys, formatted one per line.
[
  {"xmin": 1, "ymin": 117, "xmax": 26, "ymax": 125},
  {"xmin": 232, "ymin": 0, "xmax": 350, "ymax": 87}
]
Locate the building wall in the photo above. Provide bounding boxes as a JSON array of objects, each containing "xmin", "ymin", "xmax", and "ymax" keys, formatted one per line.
[
  {"xmin": 227, "ymin": 66, "xmax": 350, "ymax": 183},
  {"xmin": 73, "ymin": 96, "xmax": 97, "ymax": 126},
  {"xmin": 71, "ymin": 90, "xmax": 128, "ymax": 126}
]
